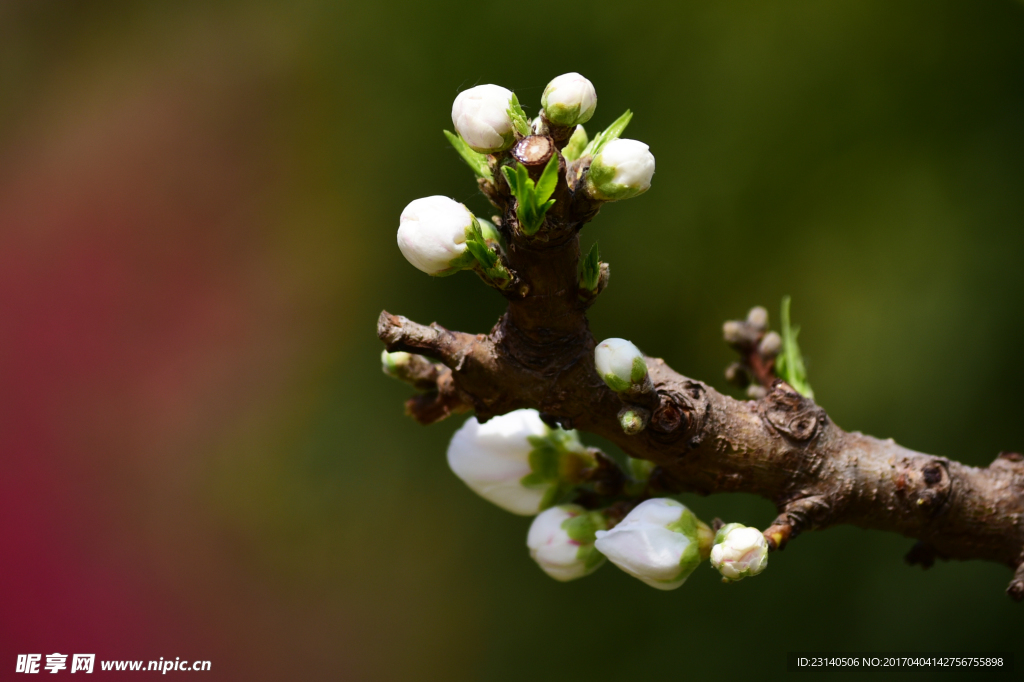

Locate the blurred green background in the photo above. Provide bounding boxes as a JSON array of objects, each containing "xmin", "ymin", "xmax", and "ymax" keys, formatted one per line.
[{"xmin": 1, "ymin": 0, "xmax": 1022, "ymax": 679}]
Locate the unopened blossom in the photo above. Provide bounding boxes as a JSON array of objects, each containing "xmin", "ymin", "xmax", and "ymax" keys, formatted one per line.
[
  {"xmin": 527, "ymin": 504, "xmax": 606, "ymax": 581},
  {"xmin": 709, "ymin": 523, "xmax": 769, "ymax": 582},
  {"xmin": 541, "ymin": 73, "xmax": 597, "ymax": 127},
  {"xmin": 446, "ymin": 409, "xmax": 587, "ymax": 516},
  {"xmin": 594, "ymin": 498, "xmax": 710, "ymax": 590},
  {"xmin": 451, "ymin": 84, "xmax": 516, "ymax": 153},
  {"xmin": 594, "ymin": 338, "xmax": 648, "ymax": 393},
  {"xmin": 396, "ymin": 196, "xmax": 476, "ymax": 275},
  {"xmin": 585, "ymin": 138, "xmax": 655, "ymax": 201}
]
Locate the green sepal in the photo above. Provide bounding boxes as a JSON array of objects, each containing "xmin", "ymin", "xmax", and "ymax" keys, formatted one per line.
[
  {"xmin": 576, "ymin": 543, "xmax": 607, "ymax": 572},
  {"xmin": 713, "ymin": 522, "xmax": 745, "ymax": 546},
  {"xmin": 520, "ymin": 426, "xmax": 589, "ymax": 511},
  {"xmin": 430, "ymin": 247, "xmax": 477, "ymax": 277},
  {"xmin": 562, "ymin": 126, "xmax": 589, "ymax": 162},
  {"xmin": 776, "ymin": 296, "xmax": 814, "ymax": 399},
  {"xmin": 581, "ymin": 110, "xmax": 632, "ymax": 158},
  {"xmin": 519, "ymin": 472, "xmax": 548, "ymax": 488},
  {"xmin": 527, "ymin": 442, "xmax": 560, "ymax": 481},
  {"xmin": 585, "ymin": 156, "xmax": 646, "ymax": 201},
  {"xmin": 666, "ymin": 506, "xmax": 704, "ymax": 583},
  {"xmin": 477, "ymin": 218, "xmax": 506, "ymax": 251},
  {"xmin": 443, "ymin": 130, "xmax": 493, "ymax": 181},
  {"xmin": 562, "ymin": 510, "xmax": 606, "ymax": 543},
  {"xmin": 507, "ymin": 92, "xmax": 532, "ymax": 137},
  {"xmin": 602, "ymin": 372, "xmax": 631, "ymax": 393},
  {"xmin": 630, "ymin": 355, "xmax": 648, "ymax": 383}
]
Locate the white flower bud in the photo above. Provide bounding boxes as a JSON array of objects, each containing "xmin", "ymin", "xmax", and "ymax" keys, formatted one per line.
[
  {"xmin": 446, "ymin": 409, "xmax": 588, "ymax": 516},
  {"xmin": 527, "ymin": 504, "xmax": 606, "ymax": 581},
  {"xmin": 585, "ymin": 138, "xmax": 655, "ymax": 201},
  {"xmin": 594, "ymin": 338, "xmax": 648, "ymax": 393},
  {"xmin": 594, "ymin": 498, "xmax": 709, "ymax": 590},
  {"xmin": 541, "ymin": 72, "xmax": 597, "ymax": 127},
  {"xmin": 396, "ymin": 196, "xmax": 477, "ymax": 275},
  {"xmin": 746, "ymin": 306, "xmax": 769, "ymax": 330},
  {"xmin": 759, "ymin": 331, "xmax": 782, "ymax": 357},
  {"xmin": 710, "ymin": 523, "xmax": 769, "ymax": 582},
  {"xmin": 451, "ymin": 84, "xmax": 516, "ymax": 153}
]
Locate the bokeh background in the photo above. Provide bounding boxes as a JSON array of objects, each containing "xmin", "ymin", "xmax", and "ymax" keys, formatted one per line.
[{"xmin": 2, "ymin": 0, "xmax": 1022, "ymax": 679}]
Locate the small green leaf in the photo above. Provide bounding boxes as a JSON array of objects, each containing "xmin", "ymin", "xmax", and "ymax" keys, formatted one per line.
[
  {"xmin": 516, "ymin": 163, "xmax": 530, "ymax": 197},
  {"xmin": 464, "ymin": 238, "xmax": 493, "ymax": 269},
  {"xmin": 582, "ymin": 110, "xmax": 633, "ymax": 158},
  {"xmin": 501, "ymin": 164, "xmax": 514, "ymax": 187},
  {"xmin": 776, "ymin": 295, "xmax": 815, "ymax": 399},
  {"xmin": 443, "ymin": 130, "xmax": 493, "ymax": 181},
  {"xmin": 477, "ymin": 218, "xmax": 505, "ymax": 250},
  {"xmin": 534, "ymin": 155, "xmax": 560, "ymax": 204},
  {"xmin": 562, "ymin": 125, "xmax": 589, "ymax": 162},
  {"xmin": 502, "ymin": 161, "xmax": 557, "ymax": 236},
  {"xmin": 464, "ymin": 220, "xmax": 496, "ymax": 268},
  {"xmin": 507, "ymin": 92, "xmax": 532, "ymax": 137}
]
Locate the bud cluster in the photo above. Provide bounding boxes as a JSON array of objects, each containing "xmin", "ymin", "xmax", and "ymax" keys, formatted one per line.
[
  {"xmin": 395, "ymin": 72, "xmax": 660, "ymax": 283},
  {"xmin": 383, "ymin": 73, "xmax": 776, "ymax": 596}
]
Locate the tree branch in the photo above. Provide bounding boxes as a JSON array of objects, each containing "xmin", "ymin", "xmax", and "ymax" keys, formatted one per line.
[{"xmin": 379, "ymin": 134, "xmax": 1024, "ymax": 600}]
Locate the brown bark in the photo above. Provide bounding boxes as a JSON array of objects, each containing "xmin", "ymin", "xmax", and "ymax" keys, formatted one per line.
[{"xmin": 379, "ymin": 135, "xmax": 1024, "ymax": 600}]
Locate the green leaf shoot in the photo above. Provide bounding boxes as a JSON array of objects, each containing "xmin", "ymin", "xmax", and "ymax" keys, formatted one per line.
[
  {"xmin": 443, "ymin": 130, "xmax": 493, "ymax": 181},
  {"xmin": 580, "ymin": 242, "xmax": 600, "ymax": 292},
  {"xmin": 581, "ymin": 110, "xmax": 633, "ymax": 158},
  {"xmin": 562, "ymin": 125, "xmax": 589, "ymax": 162},
  {"xmin": 501, "ymin": 156, "xmax": 560, "ymax": 235},
  {"xmin": 507, "ymin": 92, "xmax": 532, "ymax": 137},
  {"xmin": 776, "ymin": 295, "xmax": 814, "ymax": 399}
]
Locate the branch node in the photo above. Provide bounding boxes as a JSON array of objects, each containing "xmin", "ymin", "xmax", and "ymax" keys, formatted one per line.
[
  {"xmin": 648, "ymin": 381, "xmax": 708, "ymax": 446},
  {"xmin": 766, "ymin": 495, "xmax": 832, "ymax": 550},
  {"xmin": 759, "ymin": 380, "xmax": 826, "ymax": 443}
]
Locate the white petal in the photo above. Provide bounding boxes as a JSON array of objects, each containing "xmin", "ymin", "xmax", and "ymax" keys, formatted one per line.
[
  {"xmin": 593, "ymin": 499, "xmax": 693, "ymax": 589},
  {"xmin": 396, "ymin": 196, "xmax": 473, "ymax": 274},
  {"xmin": 446, "ymin": 409, "xmax": 549, "ymax": 515},
  {"xmin": 594, "ymin": 338, "xmax": 645, "ymax": 383},
  {"xmin": 452, "ymin": 84, "xmax": 514, "ymax": 152},
  {"xmin": 601, "ymin": 139, "xmax": 655, "ymax": 190}
]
